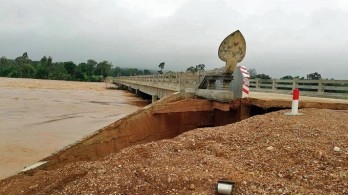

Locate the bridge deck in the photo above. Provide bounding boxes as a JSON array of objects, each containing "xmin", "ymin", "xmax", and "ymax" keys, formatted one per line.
[{"xmin": 113, "ymin": 73, "xmax": 348, "ymax": 100}]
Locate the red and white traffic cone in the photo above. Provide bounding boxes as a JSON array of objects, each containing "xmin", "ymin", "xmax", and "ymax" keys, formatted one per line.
[{"xmin": 285, "ymin": 88, "xmax": 303, "ymax": 116}]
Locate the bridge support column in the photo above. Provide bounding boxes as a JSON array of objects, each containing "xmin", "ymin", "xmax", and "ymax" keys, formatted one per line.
[
  {"xmin": 152, "ymin": 95, "xmax": 158, "ymax": 103},
  {"xmin": 221, "ymin": 78, "xmax": 232, "ymax": 90},
  {"xmin": 207, "ymin": 79, "xmax": 216, "ymax": 90}
]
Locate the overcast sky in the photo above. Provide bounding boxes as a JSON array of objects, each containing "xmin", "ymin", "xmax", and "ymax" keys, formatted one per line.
[{"xmin": 0, "ymin": 0, "xmax": 347, "ymax": 79}]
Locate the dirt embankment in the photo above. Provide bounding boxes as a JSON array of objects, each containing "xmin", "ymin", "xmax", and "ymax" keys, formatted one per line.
[
  {"xmin": 1, "ymin": 108, "xmax": 347, "ymax": 194},
  {"xmin": 35, "ymin": 93, "xmax": 248, "ymax": 171}
]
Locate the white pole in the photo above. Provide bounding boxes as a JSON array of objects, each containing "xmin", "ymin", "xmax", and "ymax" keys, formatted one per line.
[
  {"xmin": 285, "ymin": 88, "xmax": 303, "ymax": 116},
  {"xmin": 291, "ymin": 99, "xmax": 299, "ymax": 115}
]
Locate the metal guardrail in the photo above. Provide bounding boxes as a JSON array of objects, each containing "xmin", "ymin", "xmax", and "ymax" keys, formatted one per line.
[{"xmin": 113, "ymin": 73, "xmax": 348, "ymax": 99}]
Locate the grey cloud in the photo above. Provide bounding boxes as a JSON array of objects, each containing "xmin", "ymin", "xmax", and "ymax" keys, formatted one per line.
[{"xmin": 0, "ymin": 0, "xmax": 347, "ymax": 79}]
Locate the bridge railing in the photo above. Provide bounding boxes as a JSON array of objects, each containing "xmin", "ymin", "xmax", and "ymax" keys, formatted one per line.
[
  {"xmin": 113, "ymin": 73, "xmax": 348, "ymax": 99},
  {"xmin": 250, "ymin": 79, "xmax": 348, "ymax": 99},
  {"xmin": 115, "ymin": 72, "xmax": 206, "ymax": 91}
]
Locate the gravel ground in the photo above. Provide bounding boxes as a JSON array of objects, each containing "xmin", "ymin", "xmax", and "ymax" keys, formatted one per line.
[{"xmin": 1, "ymin": 108, "xmax": 347, "ymax": 194}]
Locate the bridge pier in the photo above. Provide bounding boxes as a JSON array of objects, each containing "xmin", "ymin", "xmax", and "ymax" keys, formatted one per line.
[{"xmin": 152, "ymin": 95, "xmax": 158, "ymax": 103}]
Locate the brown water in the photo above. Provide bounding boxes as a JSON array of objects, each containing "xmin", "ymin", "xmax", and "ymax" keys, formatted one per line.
[{"xmin": 0, "ymin": 78, "xmax": 149, "ymax": 179}]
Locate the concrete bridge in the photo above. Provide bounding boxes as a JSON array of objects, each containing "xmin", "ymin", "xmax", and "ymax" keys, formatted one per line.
[
  {"xmin": 113, "ymin": 72, "xmax": 205, "ymax": 102},
  {"xmin": 16, "ymin": 73, "xmax": 348, "ymax": 180},
  {"xmin": 113, "ymin": 72, "xmax": 348, "ymax": 101}
]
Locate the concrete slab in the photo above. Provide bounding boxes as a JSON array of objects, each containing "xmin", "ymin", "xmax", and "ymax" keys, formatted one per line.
[
  {"xmin": 195, "ymin": 89, "xmax": 234, "ymax": 102},
  {"xmin": 22, "ymin": 161, "xmax": 47, "ymax": 172}
]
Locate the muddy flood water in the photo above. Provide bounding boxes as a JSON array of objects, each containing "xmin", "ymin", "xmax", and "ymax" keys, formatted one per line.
[{"xmin": 0, "ymin": 78, "xmax": 149, "ymax": 179}]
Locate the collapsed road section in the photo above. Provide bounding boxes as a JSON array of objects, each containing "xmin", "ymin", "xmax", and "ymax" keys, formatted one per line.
[{"xmin": 3, "ymin": 91, "xmax": 347, "ymax": 178}]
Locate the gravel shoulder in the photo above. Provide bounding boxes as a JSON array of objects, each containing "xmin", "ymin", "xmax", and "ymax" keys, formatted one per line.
[{"xmin": 1, "ymin": 108, "xmax": 347, "ymax": 194}]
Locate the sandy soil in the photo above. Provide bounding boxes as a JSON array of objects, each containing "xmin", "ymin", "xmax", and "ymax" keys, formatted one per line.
[
  {"xmin": 0, "ymin": 77, "xmax": 149, "ymax": 179},
  {"xmin": 0, "ymin": 108, "xmax": 347, "ymax": 194}
]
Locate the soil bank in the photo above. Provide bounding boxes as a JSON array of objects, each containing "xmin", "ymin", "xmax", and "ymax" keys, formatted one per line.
[{"xmin": 0, "ymin": 108, "xmax": 347, "ymax": 194}]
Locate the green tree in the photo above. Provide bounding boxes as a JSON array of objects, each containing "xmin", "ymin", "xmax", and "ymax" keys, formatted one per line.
[
  {"xmin": 6, "ymin": 67, "xmax": 21, "ymax": 78},
  {"xmin": 111, "ymin": 66, "xmax": 122, "ymax": 77},
  {"xmin": 255, "ymin": 73, "xmax": 271, "ymax": 79},
  {"xmin": 0, "ymin": 57, "xmax": 12, "ymax": 76},
  {"xmin": 86, "ymin": 59, "xmax": 97, "ymax": 76},
  {"xmin": 196, "ymin": 64, "xmax": 205, "ymax": 71},
  {"xmin": 186, "ymin": 66, "xmax": 197, "ymax": 75},
  {"xmin": 64, "ymin": 61, "xmax": 76, "ymax": 77},
  {"xmin": 128, "ymin": 68, "xmax": 140, "ymax": 76},
  {"xmin": 120, "ymin": 68, "xmax": 142, "ymax": 76},
  {"xmin": 0, "ymin": 54, "xmax": 147, "ymax": 82},
  {"xmin": 158, "ymin": 62, "xmax": 165, "ymax": 74},
  {"xmin": 36, "ymin": 56, "xmax": 50, "ymax": 79},
  {"xmin": 22, "ymin": 64, "xmax": 37, "ymax": 78},
  {"xmin": 306, "ymin": 72, "xmax": 322, "ymax": 80},
  {"xmin": 95, "ymin": 60, "xmax": 112, "ymax": 78},
  {"xmin": 280, "ymin": 75, "xmax": 293, "ymax": 80},
  {"xmin": 294, "ymin": 76, "xmax": 305, "ymax": 80},
  {"xmin": 248, "ymin": 68, "xmax": 257, "ymax": 79},
  {"xmin": 88, "ymin": 75, "xmax": 103, "ymax": 82},
  {"xmin": 48, "ymin": 62, "xmax": 69, "ymax": 80},
  {"xmin": 40, "ymin": 56, "xmax": 48, "ymax": 64},
  {"xmin": 15, "ymin": 52, "xmax": 32, "ymax": 78},
  {"xmin": 47, "ymin": 56, "xmax": 53, "ymax": 66},
  {"xmin": 74, "ymin": 63, "xmax": 88, "ymax": 81},
  {"xmin": 0, "ymin": 56, "xmax": 9, "ymax": 66},
  {"xmin": 143, "ymin": 69, "xmax": 151, "ymax": 75},
  {"xmin": 120, "ymin": 68, "xmax": 130, "ymax": 76},
  {"xmin": 47, "ymin": 56, "xmax": 53, "ymax": 77}
]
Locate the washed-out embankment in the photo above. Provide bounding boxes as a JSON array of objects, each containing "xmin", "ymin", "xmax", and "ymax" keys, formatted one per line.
[{"xmin": 19, "ymin": 92, "xmax": 348, "ymax": 176}]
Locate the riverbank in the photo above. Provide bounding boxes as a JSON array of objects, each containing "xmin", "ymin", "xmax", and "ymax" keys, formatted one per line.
[{"xmin": 1, "ymin": 108, "xmax": 347, "ymax": 194}]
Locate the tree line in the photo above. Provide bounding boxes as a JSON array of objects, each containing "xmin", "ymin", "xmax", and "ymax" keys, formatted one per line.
[
  {"xmin": 0, "ymin": 52, "xmax": 154, "ymax": 82},
  {"xmin": 248, "ymin": 68, "xmax": 325, "ymax": 80},
  {"xmin": 0, "ymin": 53, "xmax": 331, "ymax": 82}
]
